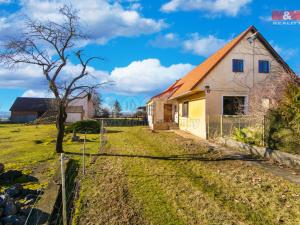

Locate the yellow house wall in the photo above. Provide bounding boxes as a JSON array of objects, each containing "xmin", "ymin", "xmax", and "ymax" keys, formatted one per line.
[{"xmin": 178, "ymin": 92, "xmax": 206, "ymax": 139}]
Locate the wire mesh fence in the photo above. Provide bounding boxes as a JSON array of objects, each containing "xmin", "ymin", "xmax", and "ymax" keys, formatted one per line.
[
  {"xmin": 47, "ymin": 158, "xmax": 79, "ymax": 225},
  {"xmin": 97, "ymin": 118, "xmax": 148, "ymax": 127},
  {"xmin": 25, "ymin": 118, "xmax": 143, "ymax": 225},
  {"xmin": 207, "ymin": 115, "xmax": 266, "ymax": 145}
]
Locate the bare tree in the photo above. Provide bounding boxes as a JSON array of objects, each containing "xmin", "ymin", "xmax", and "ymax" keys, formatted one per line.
[{"xmin": 0, "ymin": 5, "xmax": 107, "ymax": 153}]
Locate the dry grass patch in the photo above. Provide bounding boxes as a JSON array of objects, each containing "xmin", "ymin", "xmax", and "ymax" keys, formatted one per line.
[{"xmin": 74, "ymin": 126, "xmax": 300, "ymax": 225}]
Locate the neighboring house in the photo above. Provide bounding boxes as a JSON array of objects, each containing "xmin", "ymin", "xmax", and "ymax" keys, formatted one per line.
[
  {"xmin": 10, "ymin": 93, "xmax": 100, "ymax": 123},
  {"xmin": 147, "ymin": 25, "xmax": 294, "ymax": 139},
  {"xmin": 67, "ymin": 93, "xmax": 100, "ymax": 122},
  {"xmin": 10, "ymin": 97, "xmax": 55, "ymax": 123},
  {"xmin": 137, "ymin": 106, "xmax": 147, "ymax": 113}
]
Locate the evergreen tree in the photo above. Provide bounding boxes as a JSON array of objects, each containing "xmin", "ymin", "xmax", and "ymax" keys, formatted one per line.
[
  {"xmin": 112, "ymin": 100, "xmax": 122, "ymax": 117},
  {"xmin": 267, "ymin": 82, "xmax": 300, "ymax": 153}
]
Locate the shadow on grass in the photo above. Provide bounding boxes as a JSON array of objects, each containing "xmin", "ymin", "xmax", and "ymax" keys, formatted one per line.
[
  {"xmin": 65, "ymin": 151, "xmax": 266, "ymax": 162},
  {"xmin": 25, "ymin": 209, "xmax": 50, "ymax": 225},
  {"xmin": 0, "ymin": 170, "xmax": 38, "ymax": 185},
  {"xmin": 105, "ymin": 130, "xmax": 124, "ymax": 134}
]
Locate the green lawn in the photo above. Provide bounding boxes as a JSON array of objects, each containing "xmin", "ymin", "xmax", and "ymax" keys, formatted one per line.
[
  {"xmin": 1, "ymin": 124, "xmax": 300, "ymax": 224},
  {"xmin": 74, "ymin": 126, "xmax": 300, "ymax": 225},
  {"xmin": 0, "ymin": 124, "xmax": 98, "ymax": 191}
]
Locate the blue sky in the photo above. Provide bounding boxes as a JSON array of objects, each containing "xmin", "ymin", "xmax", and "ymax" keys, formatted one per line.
[{"xmin": 0, "ymin": 0, "xmax": 299, "ymax": 113}]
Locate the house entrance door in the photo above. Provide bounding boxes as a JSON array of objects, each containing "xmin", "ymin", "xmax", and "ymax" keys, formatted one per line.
[{"xmin": 164, "ymin": 104, "xmax": 173, "ymax": 122}]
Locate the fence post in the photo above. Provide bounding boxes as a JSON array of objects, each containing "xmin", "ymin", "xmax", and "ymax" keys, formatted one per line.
[
  {"xmin": 220, "ymin": 115, "xmax": 223, "ymax": 137},
  {"xmin": 99, "ymin": 119, "xmax": 102, "ymax": 150},
  {"xmin": 207, "ymin": 115, "xmax": 210, "ymax": 139},
  {"xmin": 99, "ymin": 119, "xmax": 103, "ymax": 151},
  {"xmin": 99, "ymin": 119, "xmax": 104, "ymax": 151},
  {"xmin": 60, "ymin": 153, "xmax": 67, "ymax": 225},
  {"xmin": 262, "ymin": 116, "xmax": 265, "ymax": 147},
  {"xmin": 82, "ymin": 132, "xmax": 86, "ymax": 175}
]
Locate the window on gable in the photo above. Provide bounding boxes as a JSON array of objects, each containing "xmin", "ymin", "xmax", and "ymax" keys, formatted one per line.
[
  {"xmin": 182, "ymin": 101, "xmax": 189, "ymax": 117},
  {"xmin": 259, "ymin": 60, "xmax": 270, "ymax": 73},
  {"xmin": 232, "ymin": 59, "xmax": 244, "ymax": 72}
]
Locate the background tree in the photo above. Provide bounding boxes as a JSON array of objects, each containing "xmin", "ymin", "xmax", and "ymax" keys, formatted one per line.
[
  {"xmin": 93, "ymin": 92, "xmax": 103, "ymax": 117},
  {"xmin": 0, "ymin": 5, "xmax": 106, "ymax": 153},
  {"xmin": 112, "ymin": 100, "xmax": 122, "ymax": 118},
  {"xmin": 99, "ymin": 108, "xmax": 111, "ymax": 118}
]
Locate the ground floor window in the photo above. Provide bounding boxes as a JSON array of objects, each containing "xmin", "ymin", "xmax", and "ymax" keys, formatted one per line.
[
  {"xmin": 223, "ymin": 96, "xmax": 246, "ymax": 115},
  {"xmin": 182, "ymin": 101, "xmax": 189, "ymax": 117}
]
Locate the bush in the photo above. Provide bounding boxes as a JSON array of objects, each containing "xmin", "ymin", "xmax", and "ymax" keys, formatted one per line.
[
  {"xmin": 233, "ymin": 127, "xmax": 263, "ymax": 146},
  {"xmin": 266, "ymin": 82, "xmax": 300, "ymax": 154},
  {"xmin": 65, "ymin": 120, "xmax": 101, "ymax": 134}
]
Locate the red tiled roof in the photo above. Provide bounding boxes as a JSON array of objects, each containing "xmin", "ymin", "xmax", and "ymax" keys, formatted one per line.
[{"xmin": 150, "ymin": 79, "xmax": 182, "ymax": 100}]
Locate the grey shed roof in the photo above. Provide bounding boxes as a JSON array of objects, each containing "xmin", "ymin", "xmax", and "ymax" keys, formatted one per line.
[{"xmin": 10, "ymin": 97, "xmax": 55, "ymax": 112}]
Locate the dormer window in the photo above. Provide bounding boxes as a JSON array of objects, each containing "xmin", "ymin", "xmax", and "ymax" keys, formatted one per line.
[
  {"xmin": 232, "ymin": 59, "xmax": 244, "ymax": 72},
  {"xmin": 259, "ymin": 60, "xmax": 270, "ymax": 73}
]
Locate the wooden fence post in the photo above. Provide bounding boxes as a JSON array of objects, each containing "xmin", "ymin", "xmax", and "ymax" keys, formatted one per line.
[
  {"xmin": 262, "ymin": 116, "xmax": 265, "ymax": 147},
  {"xmin": 207, "ymin": 115, "xmax": 210, "ymax": 139},
  {"xmin": 82, "ymin": 132, "xmax": 86, "ymax": 175},
  {"xmin": 60, "ymin": 153, "xmax": 67, "ymax": 225},
  {"xmin": 220, "ymin": 115, "xmax": 223, "ymax": 137}
]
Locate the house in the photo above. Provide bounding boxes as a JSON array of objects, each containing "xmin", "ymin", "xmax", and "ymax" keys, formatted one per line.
[
  {"xmin": 10, "ymin": 93, "xmax": 100, "ymax": 123},
  {"xmin": 137, "ymin": 106, "xmax": 147, "ymax": 113},
  {"xmin": 10, "ymin": 97, "xmax": 55, "ymax": 123},
  {"xmin": 147, "ymin": 25, "xmax": 294, "ymax": 139}
]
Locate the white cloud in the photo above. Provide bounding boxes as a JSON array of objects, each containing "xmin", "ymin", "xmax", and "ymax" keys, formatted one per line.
[
  {"xmin": 108, "ymin": 58, "xmax": 194, "ymax": 94},
  {"xmin": 270, "ymin": 41, "xmax": 298, "ymax": 61},
  {"xmin": 183, "ymin": 33, "xmax": 227, "ymax": 57},
  {"xmin": 149, "ymin": 32, "xmax": 229, "ymax": 57},
  {"xmin": 0, "ymin": 64, "xmax": 45, "ymax": 88},
  {"xmin": 0, "ymin": 58, "xmax": 194, "ymax": 96},
  {"xmin": 130, "ymin": 3, "xmax": 142, "ymax": 10},
  {"xmin": 0, "ymin": 0, "xmax": 11, "ymax": 4},
  {"xmin": 259, "ymin": 15, "xmax": 272, "ymax": 22},
  {"xmin": 0, "ymin": 62, "xmax": 110, "ymax": 89},
  {"xmin": 0, "ymin": 0, "xmax": 167, "ymax": 45},
  {"xmin": 22, "ymin": 89, "xmax": 54, "ymax": 98},
  {"xmin": 149, "ymin": 33, "xmax": 181, "ymax": 48},
  {"xmin": 161, "ymin": 0, "xmax": 252, "ymax": 16}
]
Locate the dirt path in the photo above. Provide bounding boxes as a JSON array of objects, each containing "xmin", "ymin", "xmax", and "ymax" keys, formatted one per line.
[{"xmin": 173, "ymin": 130, "xmax": 300, "ymax": 185}]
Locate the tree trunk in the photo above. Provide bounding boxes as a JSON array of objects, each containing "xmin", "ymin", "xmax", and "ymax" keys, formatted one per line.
[{"xmin": 56, "ymin": 103, "xmax": 67, "ymax": 153}]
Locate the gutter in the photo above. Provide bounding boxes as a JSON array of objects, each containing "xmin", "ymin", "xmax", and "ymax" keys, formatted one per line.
[{"xmin": 168, "ymin": 90, "xmax": 202, "ymax": 100}]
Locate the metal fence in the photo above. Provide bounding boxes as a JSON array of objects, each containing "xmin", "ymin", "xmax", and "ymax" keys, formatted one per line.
[
  {"xmin": 207, "ymin": 115, "xmax": 266, "ymax": 145},
  {"xmin": 96, "ymin": 118, "xmax": 148, "ymax": 127}
]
